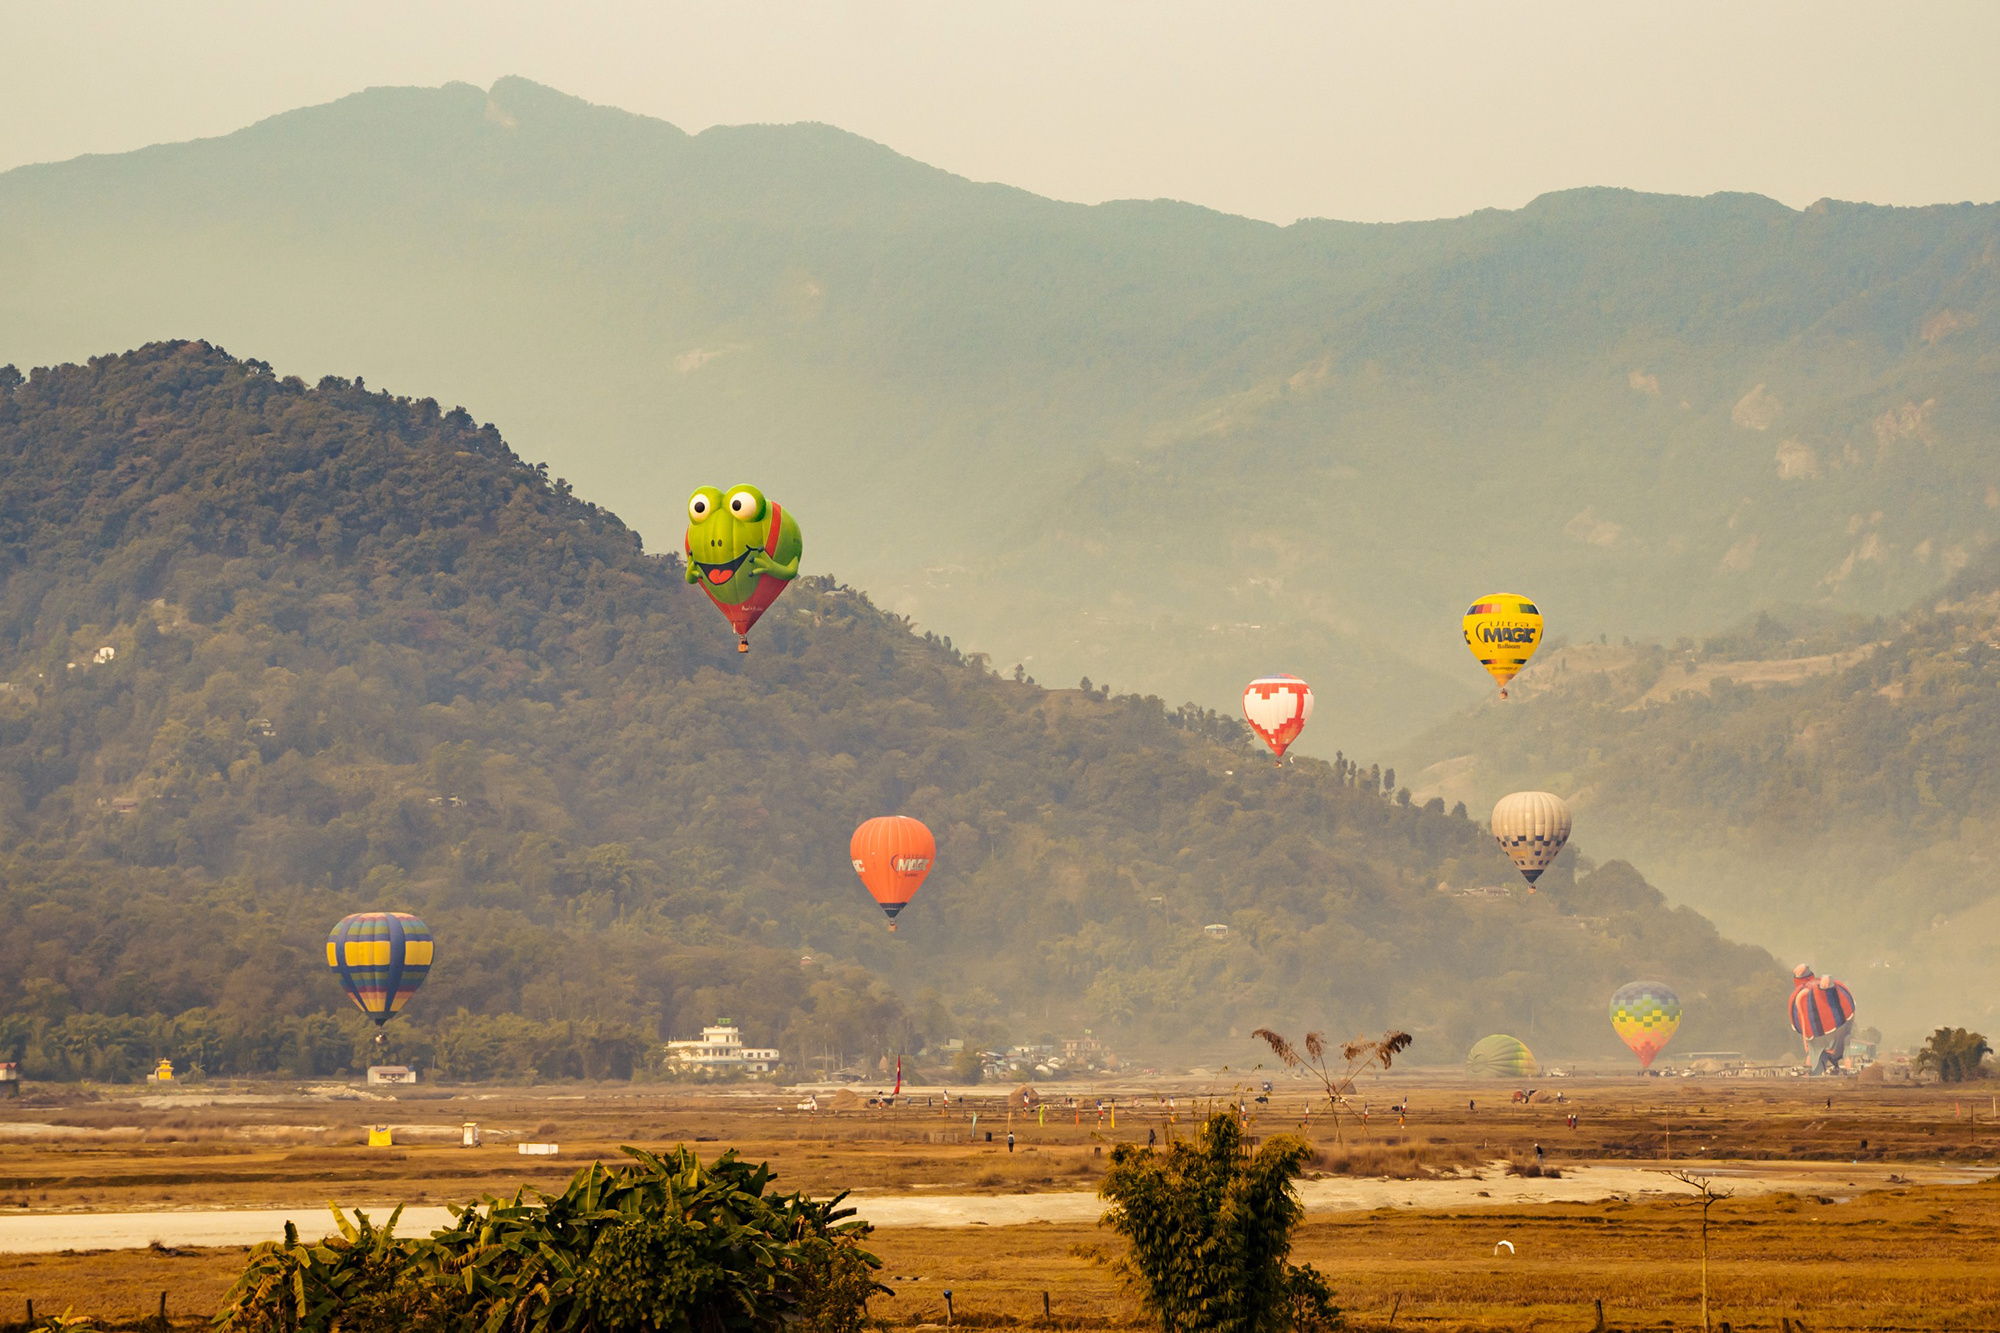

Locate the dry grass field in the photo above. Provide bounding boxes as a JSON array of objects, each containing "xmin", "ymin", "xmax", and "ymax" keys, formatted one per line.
[{"xmin": 0, "ymin": 1074, "xmax": 1995, "ymax": 1330}]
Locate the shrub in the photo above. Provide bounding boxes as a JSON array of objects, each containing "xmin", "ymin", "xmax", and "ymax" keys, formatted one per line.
[
  {"xmin": 1099, "ymin": 1110, "xmax": 1339, "ymax": 1333},
  {"xmin": 214, "ymin": 1145, "xmax": 882, "ymax": 1333}
]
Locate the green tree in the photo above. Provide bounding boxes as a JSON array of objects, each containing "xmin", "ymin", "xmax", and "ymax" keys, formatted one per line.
[
  {"xmin": 1915, "ymin": 1027, "xmax": 1992, "ymax": 1083},
  {"xmin": 949, "ymin": 1046, "xmax": 984, "ymax": 1084},
  {"xmin": 1099, "ymin": 1111, "xmax": 1337, "ymax": 1333}
]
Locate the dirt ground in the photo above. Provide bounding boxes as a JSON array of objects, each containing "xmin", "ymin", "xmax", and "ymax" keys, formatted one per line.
[{"xmin": 0, "ymin": 1073, "xmax": 1996, "ymax": 1330}]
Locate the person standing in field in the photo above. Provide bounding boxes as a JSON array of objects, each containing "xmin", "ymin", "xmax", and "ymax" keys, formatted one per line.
[{"xmin": 1007, "ymin": 1131, "xmax": 1015, "ymax": 1153}]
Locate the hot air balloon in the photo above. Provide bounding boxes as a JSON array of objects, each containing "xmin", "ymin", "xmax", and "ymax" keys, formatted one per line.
[
  {"xmin": 850, "ymin": 816, "xmax": 936, "ymax": 931},
  {"xmin": 684, "ymin": 484, "xmax": 803, "ymax": 652},
  {"xmin": 1242, "ymin": 675, "xmax": 1313, "ymax": 764},
  {"xmin": 1462, "ymin": 593, "xmax": 1544, "ymax": 698},
  {"xmin": 1609, "ymin": 980, "xmax": 1682, "ymax": 1070},
  {"xmin": 1490, "ymin": 791, "xmax": 1571, "ymax": 890},
  {"xmin": 1789, "ymin": 970, "xmax": 1856, "ymax": 1075},
  {"xmin": 1466, "ymin": 1034, "xmax": 1540, "ymax": 1078},
  {"xmin": 327, "ymin": 912, "xmax": 434, "ymax": 1042}
]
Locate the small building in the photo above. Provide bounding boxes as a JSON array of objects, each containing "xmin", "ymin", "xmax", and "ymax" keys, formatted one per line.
[
  {"xmin": 367, "ymin": 1065, "xmax": 418, "ymax": 1085},
  {"xmin": 663, "ymin": 1020, "xmax": 780, "ymax": 1073},
  {"xmin": 1203, "ymin": 923, "xmax": 1229, "ymax": 938}
]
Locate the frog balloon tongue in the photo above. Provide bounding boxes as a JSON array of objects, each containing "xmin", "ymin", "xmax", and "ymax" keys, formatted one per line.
[{"xmin": 683, "ymin": 484, "xmax": 803, "ymax": 652}]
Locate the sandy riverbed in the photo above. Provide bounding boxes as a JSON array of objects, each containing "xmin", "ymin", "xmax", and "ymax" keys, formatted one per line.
[{"xmin": 3, "ymin": 1160, "xmax": 1984, "ymax": 1253}]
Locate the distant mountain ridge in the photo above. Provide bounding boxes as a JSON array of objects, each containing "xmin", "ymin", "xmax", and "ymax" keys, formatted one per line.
[{"xmin": 4, "ymin": 78, "xmax": 1999, "ymax": 752}]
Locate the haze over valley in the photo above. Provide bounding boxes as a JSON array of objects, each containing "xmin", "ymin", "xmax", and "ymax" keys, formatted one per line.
[{"xmin": 5, "ymin": 77, "xmax": 1999, "ymax": 759}]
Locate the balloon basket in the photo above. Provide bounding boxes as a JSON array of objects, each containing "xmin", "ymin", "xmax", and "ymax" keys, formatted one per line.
[
  {"xmin": 886, "ymin": 922, "xmax": 898, "ymax": 932},
  {"xmin": 737, "ymin": 637, "xmax": 750, "ymax": 653}
]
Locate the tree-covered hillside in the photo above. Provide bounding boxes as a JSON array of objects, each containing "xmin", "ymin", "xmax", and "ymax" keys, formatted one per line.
[
  {"xmin": 0, "ymin": 344, "xmax": 1786, "ymax": 1080},
  {"xmin": 4, "ymin": 78, "xmax": 1998, "ymax": 751},
  {"xmin": 1398, "ymin": 565, "xmax": 2000, "ymax": 1038}
]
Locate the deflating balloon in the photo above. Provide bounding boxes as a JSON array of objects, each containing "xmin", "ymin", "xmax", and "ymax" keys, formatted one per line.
[
  {"xmin": 327, "ymin": 912, "xmax": 434, "ymax": 1027},
  {"xmin": 1490, "ymin": 791, "xmax": 1572, "ymax": 889},
  {"xmin": 1466, "ymin": 1033, "xmax": 1540, "ymax": 1078},
  {"xmin": 1789, "ymin": 970, "xmax": 1856, "ymax": 1074},
  {"xmin": 1608, "ymin": 980, "xmax": 1682, "ymax": 1069},
  {"xmin": 684, "ymin": 483, "xmax": 803, "ymax": 652},
  {"xmin": 850, "ymin": 816, "xmax": 936, "ymax": 931},
  {"xmin": 1462, "ymin": 593, "xmax": 1544, "ymax": 697},
  {"xmin": 1242, "ymin": 675, "xmax": 1313, "ymax": 764}
]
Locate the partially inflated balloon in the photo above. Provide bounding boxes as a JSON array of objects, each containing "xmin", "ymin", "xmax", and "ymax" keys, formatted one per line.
[
  {"xmin": 1790, "ymin": 972, "xmax": 1856, "ymax": 1073},
  {"xmin": 851, "ymin": 816, "xmax": 936, "ymax": 931},
  {"xmin": 1609, "ymin": 980, "xmax": 1682, "ymax": 1069},
  {"xmin": 1466, "ymin": 1034, "xmax": 1540, "ymax": 1078},
  {"xmin": 1462, "ymin": 593, "xmax": 1543, "ymax": 697},
  {"xmin": 1491, "ymin": 791, "xmax": 1571, "ymax": 889},
  {"xmin": 684, "ymin": 484, "xmax": 803, "ymax": 651},
  {"xmin": 1242, "ymin": 675, "xmax": 1313, "ymax": 764},
  {"xmin": 327, "ymin": 912, "xmax": 434, "ymax": 1026}
]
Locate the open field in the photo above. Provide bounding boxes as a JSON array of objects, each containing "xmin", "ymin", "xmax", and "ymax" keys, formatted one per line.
[{"xmin": 0, "ymin": 1075, "xmax": 1995, "ymax": 1329}]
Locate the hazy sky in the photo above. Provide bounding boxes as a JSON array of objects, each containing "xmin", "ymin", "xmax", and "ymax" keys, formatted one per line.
[{"xmin": 8, "ymin": 1, "xmax": 1999, "ymax": 224}]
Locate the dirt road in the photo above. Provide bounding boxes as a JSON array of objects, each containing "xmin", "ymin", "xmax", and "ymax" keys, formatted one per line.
[{"xmin": 4, "ymin": 1160, "xmax": 1982, "ymax": 1252}]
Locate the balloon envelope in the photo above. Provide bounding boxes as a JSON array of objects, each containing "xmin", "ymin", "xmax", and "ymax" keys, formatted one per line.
[
  {"xmin": 1466, "ymin": 1033, "xmax": 1540, "ymax": 1078},
  {"xmin": 1791, "ymin": 974, "xmax": 1856, "ymax": 1076},
  {"xmin": 1462, "ymin": 593, "xmax": 1544, "ymax": 695},
  {"xmin": 851, "ymin": 816, "xmax": 936, "ymax": 931},
  {"xmin": 683, "ymin": 484, "xmax": 803, "ymax": 642},
  {"xmin": 327, "ymin": 912, "xmax": 434, "ymax": 1026},
  {"xmin": 1242, "ymin": 675, "xmax": 1313, "ymax": 762},
  {"xmin": 1491, "ymin": 791, "xmax": 1572, "ymax": 887},
  {"xmin": 1609, "ymin": 980, "xmax": 1682, "ymax": 1069}
]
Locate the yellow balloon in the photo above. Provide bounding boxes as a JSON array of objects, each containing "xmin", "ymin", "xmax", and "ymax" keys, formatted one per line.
[{"xmin": 1462, "ymin": 593, "xmax": 1543, "ymax": 697}]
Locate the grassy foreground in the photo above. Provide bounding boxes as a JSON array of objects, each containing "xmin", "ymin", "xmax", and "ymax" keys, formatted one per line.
[
  {"xmin": 4, "ymin": 1177, "xmax": 1999, "ymax": 1331},
  {"xmin": 2, "ymin": 1077, "xmax": 1997, "ymax": 1329}
]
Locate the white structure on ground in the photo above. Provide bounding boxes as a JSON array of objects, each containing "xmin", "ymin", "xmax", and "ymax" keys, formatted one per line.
[{"xmin": 664, "ymin": 1021, "xmax": 781, "ymax": 1073}]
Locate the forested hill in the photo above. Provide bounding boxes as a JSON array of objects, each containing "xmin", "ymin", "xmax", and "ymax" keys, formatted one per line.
[
  {"xmin": 1398, "ymin": 564, "xmax": 2000, "ymax": 1038},
  {"xmin": 0, "ymin": 343, "xmax": 1785, "ymax": 1080},
  {"xmin": 5, "ymin": 77, "xmax": 1999, "ymax": 752}
]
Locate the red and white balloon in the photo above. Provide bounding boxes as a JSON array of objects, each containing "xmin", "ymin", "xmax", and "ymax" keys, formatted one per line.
[{"xmin": 1242, "ymin": 675, "xmax": 1313, "ymax": 763}]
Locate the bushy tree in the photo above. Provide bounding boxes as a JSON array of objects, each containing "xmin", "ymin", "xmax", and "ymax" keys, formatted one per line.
[
  {"xmin": 1915, "ymin": 1027, "xmax": 1992, "ymax": 1083},
  {"xmin": 1099, "ymin": 1111, "xmax": 1338, "ymax": 1333}
]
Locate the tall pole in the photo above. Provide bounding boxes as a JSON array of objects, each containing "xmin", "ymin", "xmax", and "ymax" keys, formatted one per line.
[{"xmin": 1699, "ymin": 1195, "xmax": 1710, "ymax": 1332}]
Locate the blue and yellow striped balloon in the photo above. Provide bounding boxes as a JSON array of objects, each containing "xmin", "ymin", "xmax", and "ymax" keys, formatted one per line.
[{"xmin": 326, "ymin": 912, "xmax": 434, "ymax": 1026}]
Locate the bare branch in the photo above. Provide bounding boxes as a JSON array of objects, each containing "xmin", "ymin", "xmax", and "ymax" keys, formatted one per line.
[
  {"xmin": 1251, "ymin": 1028, "xmax": 1300, "ymax": 1069},
  {"xmin": 1377, "ymin": 1031, "xmax": 1414, "ymax": 1069}
]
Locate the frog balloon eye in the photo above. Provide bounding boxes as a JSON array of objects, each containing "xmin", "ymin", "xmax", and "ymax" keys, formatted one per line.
[
  {"xmin": 727, "ymin": 489, "xmax": 766, "ymax": 521},
  {"xmin": 688, "ymin": 492, "xmax": 713, "ymax": 521}
]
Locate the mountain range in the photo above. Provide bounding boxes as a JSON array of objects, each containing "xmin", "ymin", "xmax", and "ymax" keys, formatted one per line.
[
  {"xmin": 5, "ymin": 77, "xmax": 1999, "ymax": 753},
  {"xmin": 0, "ymin": 342, "xmax": 1787, "ymax": 1077},
  {"xmin": 1399, "ymin": 562, "xmax": 2000, "ymax": 1036}
]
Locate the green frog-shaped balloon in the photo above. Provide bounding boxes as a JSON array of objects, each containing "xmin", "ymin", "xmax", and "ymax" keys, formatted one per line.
[{"xmin": 683, "ymin": 484, "xmax": 802, "ymax": 651}]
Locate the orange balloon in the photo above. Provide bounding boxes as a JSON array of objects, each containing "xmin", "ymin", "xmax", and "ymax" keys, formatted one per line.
[{"xmin": 850, "ymin": 816, "xmax": 936, "ymax": 931}]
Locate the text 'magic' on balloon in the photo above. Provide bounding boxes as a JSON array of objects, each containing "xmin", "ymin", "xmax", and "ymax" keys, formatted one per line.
[
  {"xmin": 1462, "ymin": 593, "xmax": 1543, "ymax": 697},
  {"xmin": 1242, "ymin": 675, "xmax": 1313, "ymax": 764}
]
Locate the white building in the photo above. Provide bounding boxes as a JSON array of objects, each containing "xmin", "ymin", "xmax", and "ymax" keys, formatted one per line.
[{"xmin": 664, "ymin": 1021, "xmax": 780, "ymax": 1073}]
